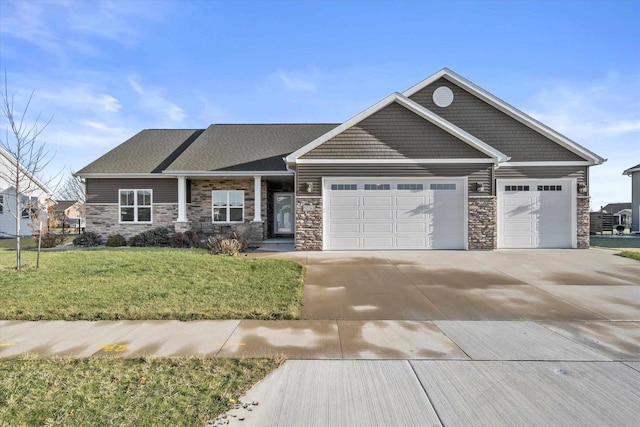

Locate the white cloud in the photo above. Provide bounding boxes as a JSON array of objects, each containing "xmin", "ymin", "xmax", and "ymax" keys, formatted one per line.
[
  {"xmin": 273, "ymin": 69, "xmax": 317, "ymax": 92},
  {"xmin": 127, "ymin": 77, "xmax": 186, "ymax": 123},
  {"xmin": 523, "ymin": 75, "xmax": 640, "ymax": 210}
]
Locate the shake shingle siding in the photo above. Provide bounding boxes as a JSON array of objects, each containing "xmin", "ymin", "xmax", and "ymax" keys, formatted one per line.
[
  {"xmin": 86, "ymin": 179, "xmax": 178, "ymax": 203},
  {"xmin": 409, "ymin": 78, "xmax": 586, "ymax": 162},
  {"xmin": 302, "ymin": 102, "xmax": 488, "ymax": 159},
  {"xmin": 297, "ymin": 163, "xmax": 493, "ymax": 196}
]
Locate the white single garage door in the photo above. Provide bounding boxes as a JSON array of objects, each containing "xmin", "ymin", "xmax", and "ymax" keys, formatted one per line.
[
  {"xmin": 497, "ymin": 179, "xmax": 575, "ymax": 248},
  {"xmin": 324, "ymin": 178, "xmax": 466, "ymax": 250}
]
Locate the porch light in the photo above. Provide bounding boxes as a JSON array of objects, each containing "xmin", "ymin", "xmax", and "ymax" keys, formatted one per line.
[
  {"xmin": 305, "ymin": 182, "xmax": 313, "ymax": 193},
  {"xmin": 578, "ymin": 183, "xmax": 587, "ymax": 194},
  {"xmin": 475, "ymin": 182, "xmax": 485, "ymax": 192}
]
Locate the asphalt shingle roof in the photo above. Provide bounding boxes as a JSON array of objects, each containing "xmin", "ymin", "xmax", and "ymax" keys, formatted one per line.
[
  {"xmin": 76, "ymin": 129, "xmax": 203, "ymax": 174},
  {"xmin": 602, "ymin": 203, "xmax": 632, "ymax": 214},
  {"xmin": 165, "ymin": 124, "xmax": 338, "ymax": 172}
]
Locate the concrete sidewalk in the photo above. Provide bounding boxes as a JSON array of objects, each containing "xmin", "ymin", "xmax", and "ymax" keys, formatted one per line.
[{"xmin": 2, "ymin": 319, "xmax": 638, "ymax": 361}]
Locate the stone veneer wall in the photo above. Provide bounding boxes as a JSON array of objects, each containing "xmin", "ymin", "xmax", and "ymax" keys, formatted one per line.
[
  {"xmin": 85, "ymin": 204, "xmax": 177, "ymax": 240},
  {"xmin": 468, "ymin": 196, "xmax": 497, "ymax": 250},
  {"xmin": 296, "ymin": 196, "xmax": 322, "ymax": 250},
  {"xmin": 577, "ymin": 196, "xmax": 590, "ymax": 249},
  {"xmin": 187, "ymin": 179, "xmax": 268, "ymax": 241}
]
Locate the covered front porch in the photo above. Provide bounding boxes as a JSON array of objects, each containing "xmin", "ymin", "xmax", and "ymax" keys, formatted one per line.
[{"xmin": 171, "ymin": 174, "xmax": 295, "ymax": 242}]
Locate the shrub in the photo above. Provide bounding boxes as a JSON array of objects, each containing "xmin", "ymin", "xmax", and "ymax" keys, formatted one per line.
[
  {"xmin": 207, "ymin": 234, "xmax": 242, "ymax": 256},
  {"xmin": 128, "ymin": 227, "xmax": 172, "ymax": 247},
  {"xmin": 106, "ymin": 234, "xmax": 127, "ymax": 247},
  {"xmin": 170, "ymin": 230, "xmax": 206, "ymax": 249},
  {"xmin": 170, "ymin": 232, "xmax": 190, "ymax": 248},
  {"xmin": 33, "ymin": 232, "xmax": 65, "ymax": 248},
  {"xmin": 233, "ymin": 223, "xmax": 253, "ymax": 252},
  {"xmin": 73, "ymin": 232, "xmax": 103, "ymax": 247}
]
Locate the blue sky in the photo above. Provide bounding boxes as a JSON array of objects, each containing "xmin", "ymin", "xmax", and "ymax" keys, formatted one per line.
[{"xmin": 0, "ymin": 0, "xmax": 638, "ymax": 209}]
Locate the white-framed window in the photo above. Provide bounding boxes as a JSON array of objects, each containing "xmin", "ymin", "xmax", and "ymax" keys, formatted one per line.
[
  {"xmin": 119, "ymin": 189, "xmax": 152, "ymax": 223},
  {"xmin": 430, "ymin": 183, "xmax": 457, "ymax": 190},
  {"xmin": 212, "ymin": 190, "xmax": 244, "ymax": 222},
  {"xmin": 330, "ymin": 184, "xmax": 357, "ymax": 191}
]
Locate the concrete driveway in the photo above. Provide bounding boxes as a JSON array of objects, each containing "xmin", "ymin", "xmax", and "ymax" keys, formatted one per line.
[{"xmin": 262, "ymin": 249, "xmax": 640, "ymax": 321}]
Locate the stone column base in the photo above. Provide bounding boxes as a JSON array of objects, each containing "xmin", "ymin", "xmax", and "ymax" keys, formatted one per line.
[
  {"xmin": 577, "ymin": 196, "xmax": 590, "ymax": 249},
  {"xmin": 468, "ymin": 196, "xmax": 497, "ymax": 250}
]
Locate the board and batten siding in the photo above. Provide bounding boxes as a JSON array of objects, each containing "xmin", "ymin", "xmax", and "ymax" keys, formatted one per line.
[
  {"xmin": 297, "ymin": 163, "xmax": 493, "ymax": 196},
  {"xmin": 410, "ymin": 77, "xmax": 586, "ymax": 162},
  {"xmin": 86, "ymin": 178, "xmax": 178, "ymax": 204},
  {"xmin": 301, "ymin": 102, "xmax": 488, "ymax": 159}
]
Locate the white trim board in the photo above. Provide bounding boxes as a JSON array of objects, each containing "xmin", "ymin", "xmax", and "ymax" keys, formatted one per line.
[{"xmin": 296, "ymin": 158, "xmax": 494, "ymax": 164}]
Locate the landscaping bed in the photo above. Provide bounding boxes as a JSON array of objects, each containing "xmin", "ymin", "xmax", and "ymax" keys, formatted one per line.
[
  {"xmin": 0, "ymin": 248, "xmax": 305, "ymax": 320},
  {"xmin": 0, "ymin": 357, "xmax": 279, "ymax": 426}
]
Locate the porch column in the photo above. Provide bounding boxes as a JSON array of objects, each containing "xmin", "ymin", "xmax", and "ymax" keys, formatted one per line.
[
  {"xmin": 177, "ymin": 176, "xmax": 188, "ymax": 222},
  {"xmin": 253, "ymin": 175, "xmax": 262, "ymax": 222}
]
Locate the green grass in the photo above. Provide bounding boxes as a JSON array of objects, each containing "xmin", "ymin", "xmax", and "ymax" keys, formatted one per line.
[
  {"xmin": 0, "ymin": 356, "xmax": 280, "ymax": 426},
  {"xmin": 616, "ymin": 250, "xmax": 640, "ymax": 261},
  {"xmin": 0, "ymin": 248, "xmax": 305, "ymax": 320},
  {"xmin": 0, "ymin": 234, "xmax": 79, "ymax": 250}
]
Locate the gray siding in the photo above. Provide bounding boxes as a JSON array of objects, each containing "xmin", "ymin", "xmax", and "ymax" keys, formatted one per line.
[
  {"xmin": 297, "ymin": 163, "xmax": 492, "ymax": 196},
  {"xmin": 410, "ymin": 78, "xmax": 586, "ymax": 162},
  {"xmin": 86, "ymin": 178, "xmax": 178, "ymax": 204},
  {"xmin": 302, "ymin": 102, "xmax": 488, "ymax": 159},
  {"xmin": 632, "ymin": 172, "xmax": 640, "ymax": 232}
]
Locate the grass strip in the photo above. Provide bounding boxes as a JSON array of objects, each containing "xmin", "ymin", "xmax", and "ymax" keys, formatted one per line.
[
  {"xmin": 0, "ymin": 248, "xmax": 305, "ymax": 320},
  {"xmin": 0, "ymin": 356, "xmax": 280, "ymax": 426}
]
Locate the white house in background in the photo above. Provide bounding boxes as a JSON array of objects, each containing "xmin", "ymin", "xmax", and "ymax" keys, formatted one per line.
[
  {"xmin": 624, "ymin": 163, "xmax": 640, "ymax": 233},
  {"xmin": 0, "ymin": 146, "xmax": 51, "ymax": 237}
]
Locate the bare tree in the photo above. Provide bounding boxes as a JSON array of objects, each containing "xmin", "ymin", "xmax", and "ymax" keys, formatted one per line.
[
  {"xmin": 0, "ymin": 73, "xmax": 53, "ymax": 270},
  {"xmin": 56, "ymin": 171, "xmax": 86, "ymax": 203}
]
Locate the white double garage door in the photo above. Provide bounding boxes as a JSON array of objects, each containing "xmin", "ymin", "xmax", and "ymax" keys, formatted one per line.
[{"xmin": 323, "ymin": 178, "xmax": 575, "ymax": 250}]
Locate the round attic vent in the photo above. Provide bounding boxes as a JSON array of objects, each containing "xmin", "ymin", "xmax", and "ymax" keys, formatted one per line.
[{"xmin": 433, "ymin": 86, "xmax": 454, "ymax": 107}]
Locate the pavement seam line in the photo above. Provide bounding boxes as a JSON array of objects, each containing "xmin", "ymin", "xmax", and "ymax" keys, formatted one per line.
[
  {"xmin": 535, "ymin": 321, "xmax": 615, "ymax": 361},
  {"xmin": 214, "ymin": 320, "xmax": 242, "ymax": 357},
  {"xmin": 335, "ymin": 320, "xmax": 344, "ymax": 359},
  {"xmin": 430, "ymin": 321, "xmax": 473, "ymax": 361},
  {"xmin": 407, "ymin": 360, "xmax": 446, "ymax": 426},
  {"xmin": 622, "ymin": 362, "xmax": 640, "ymax": 373}
]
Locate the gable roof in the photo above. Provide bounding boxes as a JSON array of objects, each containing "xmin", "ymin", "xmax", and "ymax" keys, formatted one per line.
[
  {"xmin": 403, "ymin": 68, "xmax": 605, "ymax": 165},
  {"xmin": 165, "ymin": 124, "xmax": 338, "ymax": 174},
  {"xmin": 0, "ymin": 146, "xmax": 51, "ymax": 194},
  {"xmin": 602, "ymin": 203, "xmax": 632, "ymax": 214},
  {"xmin": 286, "ymin": 93, "xmax": 509, "ymax": 163},
  {"xmin": 624, "ymin": 163, "xmax": 640, "ymax": 175},
  {"xmin": 52, "ymin": 200, "xmax": 80, "ymax": 212},
  {"xmin": 76, "ymin": 129, "xmax": 203, "ymax": 176}
]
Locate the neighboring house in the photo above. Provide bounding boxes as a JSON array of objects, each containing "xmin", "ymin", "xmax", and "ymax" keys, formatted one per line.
[
  {"xmin": 77, "ymin": 68, "xmax": 605, "ymax": 250},
  {"xmin": 601, "ymin": 203, "xmax": 632, "ymax": 229},
  {"xmin": 0, "ymin": 146, "xmax": 50, "ymax": 237},
  {"xmin": 48, "ymin": 199, "xmax": 86, "ymax": 231},
  {"xmin": 624, "ymin": 163, "xmax": 640, "ymax": 233}
]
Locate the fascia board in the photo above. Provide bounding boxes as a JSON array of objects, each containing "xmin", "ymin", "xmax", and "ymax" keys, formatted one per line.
[{"xmin": 403, "ymin": 68, "xmax": 605, "ymax": 165}]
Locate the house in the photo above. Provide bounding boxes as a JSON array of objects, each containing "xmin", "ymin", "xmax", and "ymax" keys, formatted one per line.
[
  {"xmin": 624, "ymin": 163, "xmax": 640, "ymax": 233},
  {"xmin": 0, "ymin": 146, "xmax": 51, "ymax": 237},
  {"xmin": 601, "ymin": 203, "xmax": 632, "ymax": 229},
  {"xmin": 48, "ymin": 199, "xmax": 85, "ymax": 232},
  {"xmin": 76, "ymin": 68, "xmax": 605, "ymax": 250}
]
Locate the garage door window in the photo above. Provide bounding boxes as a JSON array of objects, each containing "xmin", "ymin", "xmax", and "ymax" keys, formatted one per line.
[
  {"xmin": 504, "ymin": 185, "xmax": 530, "ymax": 191},
  {"xmin": 397, "ymin": 184, "xmax": 424, "ymax": 190},
  {"xmin": 537, "ymin": 185, "xmax": 562, "ymax": 191},
  {"xmin": 330, "ymin": 184, "xmax": 357, "ymax": 191},
  {"xmin": 430, "ymin": 183, "xmax": 457, "ymax": 190},
  {"xmin": 364, "ymin": 184, "xmax": 390, "ymax": 190}
]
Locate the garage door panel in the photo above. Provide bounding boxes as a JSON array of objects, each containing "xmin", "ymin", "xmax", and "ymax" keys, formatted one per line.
[
  {"xmin": 363, "ymin": 223, "xmax": 393, "ymax": 233},
  {"xmin": 498, "ymin": 180, "xmax": 573, "ymax": 249},
  {"xmin": 325, "ymin": 179, "xmax": 465, "ymax": 250},
  {"xmin": 363, "ymin": 210, "xmax": 393, "ymax": 220},
  {"xmin": 330, "ymin": 196, "xmax": 360, "ymax": 206}
]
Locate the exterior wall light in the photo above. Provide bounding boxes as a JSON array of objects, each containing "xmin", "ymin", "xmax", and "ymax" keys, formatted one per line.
[
  {"xmin": 578, "ymin": 183, "xmax": 587, "ymax": 194},
  {"xmin": 475, "ymin": 183, "xmax": 485, "ymax": 192},
  {"xmin": 305, "ymin": 182, "xmax": 313, "ymax": 193}
]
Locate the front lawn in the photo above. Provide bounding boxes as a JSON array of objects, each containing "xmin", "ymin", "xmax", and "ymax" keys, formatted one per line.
[
  {"xmin": 0, "ymin": 248, "xmax": 305, "ymax": 320},
  {"xmin": 0, "ymin": 357, "xmax": 279, "ymax": 426},
  {"xmin": 617, "ymin": 250, "xmax": 640, "ymax": 261}
]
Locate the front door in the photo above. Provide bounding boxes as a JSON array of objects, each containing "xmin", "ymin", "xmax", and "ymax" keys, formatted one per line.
[{"xmin": 274, "ymin": 193, "xmax": 294, "ymax": 234}]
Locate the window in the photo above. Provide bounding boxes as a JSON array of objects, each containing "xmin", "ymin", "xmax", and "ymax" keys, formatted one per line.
[
  {"xmin": 0, "ymin": 195, "xmax": 3, "ymax": 214},
  {"xmin": 213, "ymin": 190, "xmax": 244, "ymax": 222},
  {"xmin": 430, "ymin": 183, "xmax": 457, "ymax": 190},
  {"xmin": 537, "ymin": 185, "xmax": 562, "ymax": 191},
  {"xmin": 504, "ymin": 185, "xmax": 530, "ymax": 192},
  {"xmin": 364, "ymin": 184, "xmax": 390, "ymax": 191},
  {"xmin": 331, "ymin": 184, "xmax": 357, "ymax": 191},
  {"xmin": 397, "ymin": 183, "xmax": 424, "ymax": 191},
  {"xmin": 119, "ymin": 189, "xmax": 152, "ymax": 223}
]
